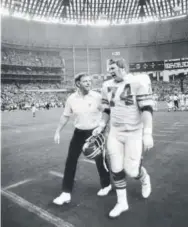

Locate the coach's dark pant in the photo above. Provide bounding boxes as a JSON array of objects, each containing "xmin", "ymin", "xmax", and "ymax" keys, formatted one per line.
[{"xmin": 62, "ymin": 128, "xmax": 110, "ymax": 193}]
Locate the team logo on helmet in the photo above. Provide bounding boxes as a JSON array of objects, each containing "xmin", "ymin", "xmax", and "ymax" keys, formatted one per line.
[{"xmin": 82, "ymin": 133, "xmax": 105, "ymax": 160}]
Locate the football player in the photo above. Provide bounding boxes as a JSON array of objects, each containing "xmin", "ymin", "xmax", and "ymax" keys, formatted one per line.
[
  {"xmin": 185, "ymin": 92, "xmax": 188, "ymax": 110},
  {"xmin": 179, "ymin": 92, "xmax": 185, "ymax": 111},
  {"xmin": 152, "ymin": 93, "xmax": 158, "ymax": 111},
  {"xmin": 166, "ymin": 94, "xmax": 174, "ymax": 112},
  {"xmin": 93, "ymin": 59, "xmax": 154, "ymax": 218}
]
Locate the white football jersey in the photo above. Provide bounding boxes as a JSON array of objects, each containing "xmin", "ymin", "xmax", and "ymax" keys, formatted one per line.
[
  {"xmin": 101, "ymin": 73, "xmax": 153, "ymax": 131},
  {"xmin": 185, "ymin": 94, "xmax": 188, "ymax": 104},
  {"xmin": 178, "ymin": 94, "xmax": 184, "ymax": 102}
]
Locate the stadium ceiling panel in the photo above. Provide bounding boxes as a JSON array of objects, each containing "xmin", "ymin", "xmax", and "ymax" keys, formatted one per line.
[{"xmin": 1, "ymin": 0, "xmax": 188, "ymax": 24}]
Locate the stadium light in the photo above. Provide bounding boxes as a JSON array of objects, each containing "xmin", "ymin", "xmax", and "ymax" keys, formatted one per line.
[
  {"xmin": 0, "ymin": 7, "xmax": 10, "ymax": 16},
  {"xmin": 161, "ymin": 14, "xmax": 187, "ymax": 21}
]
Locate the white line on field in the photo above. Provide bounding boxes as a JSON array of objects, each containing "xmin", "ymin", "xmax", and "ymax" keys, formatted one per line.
[
  {"xmin": 3, "ymin": 178, "xmax": 34, "ymax": 190},
  {"xmin": 1, "ymin": 189, "xmax": 74, "ymax": 227},
  {"xmin": 158, "ymin": 130, "xmax": 174, "ymax": 133},
  {"xmin": 49, "ymin": 171, "xmax": 64, "ymax": 178},
  {"xmin": 156, "ymin": 139, "xmax": 188, "ymax": 145},
  {"xmin": 81, "ymin": 159, "xmax": 95, "ymax": 164},
  {"xmin": 153, "ymin": 134, "xmax": 167, "ymax": 137},
  {"xmin": 49, "ymin": 171, "xmax": 79, "ymax": 181}
]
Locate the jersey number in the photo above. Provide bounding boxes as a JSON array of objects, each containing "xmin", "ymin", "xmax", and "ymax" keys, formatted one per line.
[{"xmin": 108, "ymin": 84, "xmax": 134, "ymax": 107}]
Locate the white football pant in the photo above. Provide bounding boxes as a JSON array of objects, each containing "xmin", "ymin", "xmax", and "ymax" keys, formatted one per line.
[{"xmin": 107, "ymin": 127, "xmax": 143, "ymax": 178}]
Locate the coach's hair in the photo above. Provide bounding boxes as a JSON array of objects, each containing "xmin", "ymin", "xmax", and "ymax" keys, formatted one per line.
[
  {"xmin": 108, "ymin": 58, "xmax": 127, "ymax": 69},
  {"xmin": 74, "ymin": 72, "xmax": 89, "ymax": 86}
]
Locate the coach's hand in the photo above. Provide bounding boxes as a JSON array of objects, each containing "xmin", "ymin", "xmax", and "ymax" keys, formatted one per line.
[
  {"xmin": 143, "ymin": 134, "xmax": 154, "ymax": 151},
  {"xmin": 54, "ymin": 131, "xmax": 60, "ymax": 144},
  {"xmin": 92, "ymin": 126, "xmax": 104, "ymax": 136}
]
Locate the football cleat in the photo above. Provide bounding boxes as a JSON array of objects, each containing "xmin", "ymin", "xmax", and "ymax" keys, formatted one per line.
[
  {"xmin": 141, "ymin": 173, "xmax": 151, "ymax": 198},
  {"xmin": 109, "ymin": 202, "xmax": 129, "ymax": 218},
  {"xmin": 82, "ymin": 133, "xmax": 105, "ymax": 160}
]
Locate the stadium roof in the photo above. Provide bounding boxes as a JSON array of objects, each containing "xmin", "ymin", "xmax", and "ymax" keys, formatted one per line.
[{"xmin": 1, "ymin": 0, "xmax": 188, "ymax": 25}]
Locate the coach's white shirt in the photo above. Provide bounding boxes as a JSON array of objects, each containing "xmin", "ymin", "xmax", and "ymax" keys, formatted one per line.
[{"xmin": 63, "ymin": 90, "xmax": 102, "ymax": 130}]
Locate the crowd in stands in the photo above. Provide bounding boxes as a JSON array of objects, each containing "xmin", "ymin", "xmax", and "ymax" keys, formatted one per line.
[
  {"xmin": 152, "ymin": 78, "xmax": 188, "ymax": 101},
  {"xmin": 1, "ymin": 83, "xmax": 68, "ymax": 111},
  {"xmin": 2, "ymin": 48, "xmax": 63, "ymax": 68},
  {"xmin": 2, "ymin": 76, "xmax": 188, "ymax": 111},
  {"xmin": 1, "ymin": 46, "xmax": 187, "ymax": 111}
]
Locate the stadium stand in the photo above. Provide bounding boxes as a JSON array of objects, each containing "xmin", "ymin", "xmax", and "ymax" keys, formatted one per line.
[{"xmin": 1, "ymin": 1, "xmax": 188, "ymax": 227}]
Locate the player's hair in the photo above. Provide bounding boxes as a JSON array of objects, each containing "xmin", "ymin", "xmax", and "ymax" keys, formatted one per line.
[
  {"xmin": 74, "ymin": 72, "xmax": 89, "ymax": 86},
  {"xmin": 108, "ymin": 58, "xmax": 127, "ymax": 69}
]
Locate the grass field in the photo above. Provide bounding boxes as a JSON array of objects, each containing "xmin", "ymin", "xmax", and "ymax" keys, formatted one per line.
[{"xmin": 1, "ymin": 104, "xmax": 188, "ymax": 227}]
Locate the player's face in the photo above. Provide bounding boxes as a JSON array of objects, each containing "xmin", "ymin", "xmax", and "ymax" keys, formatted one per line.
[
  {"xmin": 78, "ymin": 76, "xmax": 92, "ymax": 93},
  {"xmin": 109, "ymin": 63, "xmax": 124, "ymax": 82}
]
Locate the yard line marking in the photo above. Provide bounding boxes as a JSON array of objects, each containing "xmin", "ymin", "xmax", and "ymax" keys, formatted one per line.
[
  {"xmin": 1, "ymin": 189, "xmax": 74, "ymax": 227},
  {"xmin": 173, "ymin": 124, "xmax": 187, "ymax": 127},
  {"xmin": 153, "ymin": 134, "xmax": 167, "ymax": 137},
  {"xmin": 163, "ymin": 128, "xmax": 178, "ymax": 130},
  {"xmin": 49, "ymin": 171, "xmax": 64, "ymax": 178},
  {"xmin": 81, "ymin": 159, "xmax": 95, "ymax": 164},
  {"xmin": 158, "ymin": 130, "xmax": 174, "ymax": 133},
  {"xmin": 3, "ymin": 179, "xmax": 34, "ymax": 190},
  {"xmin": 156, "ymin": 139, "xmax": 188, "ymax": 145}
]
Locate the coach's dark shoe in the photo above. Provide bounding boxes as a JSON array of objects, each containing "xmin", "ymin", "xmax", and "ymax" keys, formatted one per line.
[{"xmin": 53, "ymin": 192, "xmax": 71, "ymax": 205}]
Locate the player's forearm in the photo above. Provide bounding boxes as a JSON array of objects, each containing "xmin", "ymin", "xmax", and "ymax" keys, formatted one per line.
[
  {"xmin": 141, "ymin": 111, "xmax": 153, "ymax": 135},
  {"xmin": 56, "ymin": 115, "xmax": 69, "ymax": 133},
  {"xmin": 99, "ymin": 111, "xmax": 110, "ymax": 128}
]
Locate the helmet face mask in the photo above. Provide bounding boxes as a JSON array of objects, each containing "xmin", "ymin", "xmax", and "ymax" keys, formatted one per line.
[{"xmin": 82, "ymin": 133, "xmax": 105, "ymax": 160}]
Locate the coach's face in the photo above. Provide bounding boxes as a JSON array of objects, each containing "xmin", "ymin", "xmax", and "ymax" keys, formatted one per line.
[
  {"xmin": 79, "ymin": 75, "xmax": 92, "ymax": 93},
  {"xmin": 109, "ymin": 63, "xmax": 124, "ymax": 82}
]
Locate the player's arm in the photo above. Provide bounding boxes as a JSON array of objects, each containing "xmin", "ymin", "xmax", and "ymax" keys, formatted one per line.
[
  {"xmin": 136, "ymin": 75, "xmax": 154, "ymax": 150},
  {"xmin": 141, "ymin": 108, "xmax": 153, "ymax": 135},
  {"xmin": 93, "ymin": 85, "xmax": 110, "ymax": 135}
]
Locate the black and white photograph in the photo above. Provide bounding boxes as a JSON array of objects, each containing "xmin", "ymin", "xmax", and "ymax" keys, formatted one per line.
[{"xmin": 1, "ymin": 0, "xmax": 188, "ymax": 226}]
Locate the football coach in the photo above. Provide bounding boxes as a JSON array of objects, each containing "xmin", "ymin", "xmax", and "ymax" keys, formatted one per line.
[{"xmin": 53, "ymin": 72, "xmax": 111, "ymax": 205}]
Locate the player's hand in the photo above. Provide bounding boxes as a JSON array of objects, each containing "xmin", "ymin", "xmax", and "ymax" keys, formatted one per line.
[
  {"xmin": 54, "ymin": 131, "xmax": 60, "ymax": 144},
  {"xmin": 92, "ymin": 126, "xmax": 104, "ymax": 136},
  {"xmin": 143, "ymin": 134, "xmax": 153, "ymax": 151}
]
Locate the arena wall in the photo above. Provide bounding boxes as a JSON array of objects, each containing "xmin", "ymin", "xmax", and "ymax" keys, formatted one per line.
[{"xmin": 2, "ymin": 16, "xmax": 188, "ymax": 78}]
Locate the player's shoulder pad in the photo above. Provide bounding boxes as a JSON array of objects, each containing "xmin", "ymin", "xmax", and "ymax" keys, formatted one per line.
[{"xmin": 132, "ymin": 73, "xmax": 151, "ymax": 86}]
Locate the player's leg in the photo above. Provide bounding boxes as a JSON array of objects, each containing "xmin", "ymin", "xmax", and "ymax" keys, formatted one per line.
[
  {"xmin": 107, "ymin": 128, "xmax": 129, "ymax": 218},
  {"xmin": 181, "ymin": 101, "xmax": 185, "ymax": 111},
  {"xmin": 155, "ymin": 101, "xmax": 158, "ymax": 111},
  {"xmin": 53, "ymin": 128, "xmax": 89, "ymax": 205},
  {"xmin": 124, "ymin": 129, "xmax": 151, "ymax": 198}
]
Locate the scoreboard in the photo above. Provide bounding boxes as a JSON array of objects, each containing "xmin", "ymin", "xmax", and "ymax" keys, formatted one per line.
[
  {"xmin": 129, "ymin": 61, "xmax": 164, "ymax": 72},
  {"xmin": 164, "ymin": 58, "xmax": 188, "ymax": 70}
]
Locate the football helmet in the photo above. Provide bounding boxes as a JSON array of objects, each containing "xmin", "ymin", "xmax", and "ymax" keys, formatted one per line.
[{"xmin": 82, "ymin": 133, "xmax": 105, "ymax": 160}]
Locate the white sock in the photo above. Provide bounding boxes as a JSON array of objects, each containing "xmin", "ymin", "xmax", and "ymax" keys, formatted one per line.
[{"xmin": 116, "ymin": 189, "xmax": 128, "ymax": 205}]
